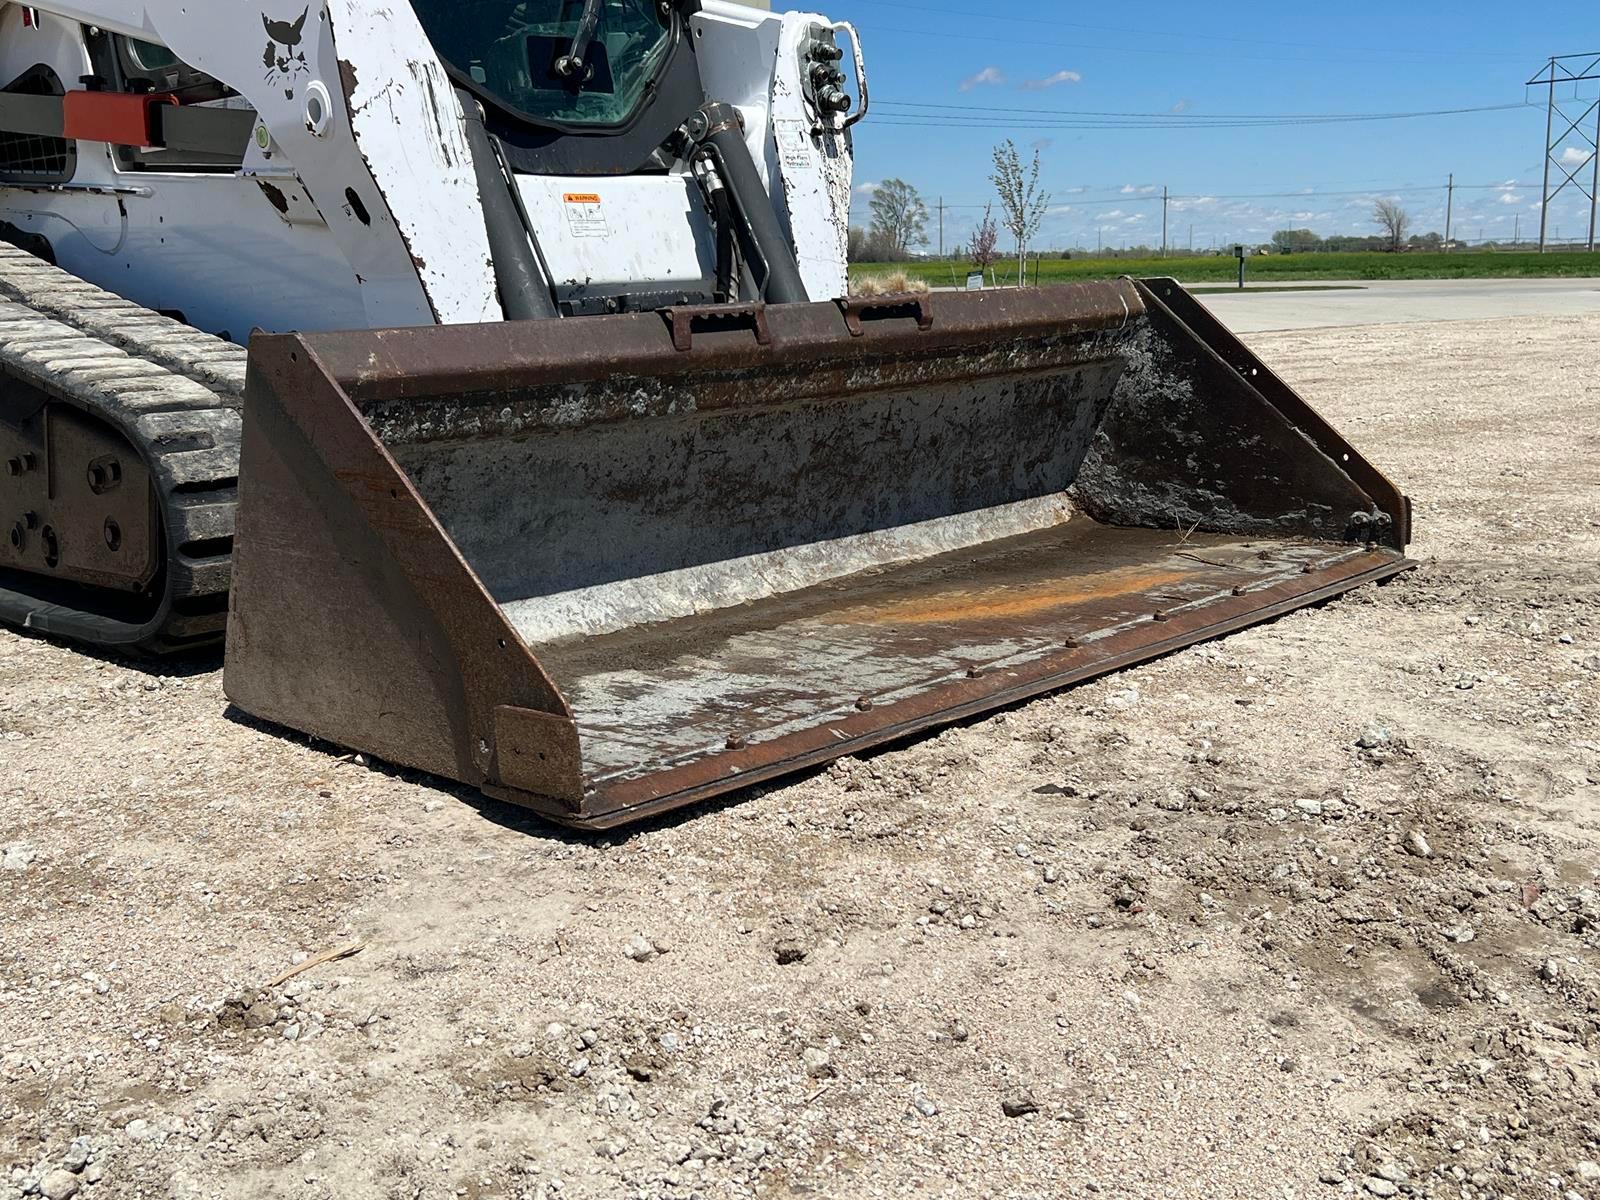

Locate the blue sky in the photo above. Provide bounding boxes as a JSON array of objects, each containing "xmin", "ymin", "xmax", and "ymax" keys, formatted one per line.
[{"xmin": 825, "ymin": 0, "xmax": 1600, "ymax": 250}]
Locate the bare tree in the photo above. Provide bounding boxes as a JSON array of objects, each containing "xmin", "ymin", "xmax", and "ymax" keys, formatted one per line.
[
  {"xmin": 990, "ymin": 139, "xmax": 1051, "ymax": 283},
  {"xmin": 868, "ymin": 179, "xmax": 929, "ymax": 257},
  {"xmin": 969, "ymin": 203, "xmax": 999, "ymax": 270},
  {"xmin": 1372, "ymin": 199, "xmax": 1411, "ymax": 253}
]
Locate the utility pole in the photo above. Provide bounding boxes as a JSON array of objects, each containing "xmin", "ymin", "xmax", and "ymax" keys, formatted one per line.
[
  {"xmin": 1591, "ymin": 101, "xmax": 1600, "ymax": 250},
  {"xmin": 1161, "ymin": 186, "xmax": 1169, "ymax": 258},
  {"xmin": 1096, "ymin": 227, "xmax": 1102, "ymax": 257},
  {"xmin": 1539, "ymin": 58, "xmax": 1555, "ymax": 252},
  {"xmin": 1188, "ymin": 223, "xmax": 1193, "ymax": 252},
  {"xmin": 937, "ymin": 197, "xmax": 945, "ymax": 258},
  {"xmin": 1527, "ymin": 53, "xmax": 1600, "ymax": 253},
  {"xmin": 1514, "ymin": 214, "xmax": 1520, "ymax": 246},
  {"xmin": 1444, "ymin": 173, "xmax": 1454, "ymax": 252}
]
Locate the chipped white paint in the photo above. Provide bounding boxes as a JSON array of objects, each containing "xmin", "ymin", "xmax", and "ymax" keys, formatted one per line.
[
  {"xmin": 11, "ymin": 1, "xmax": 495, "ymax": 328},
  {"xmin": 771, "ymin": 12, "xmax": 852, "ymax": 300},
  {"xmin": 6, "ymin": 1, "xmax": 858, "ymax": 325},
  {"xmin": 325, "ymin": 0, "xmax": 497, "ymax": 324}
]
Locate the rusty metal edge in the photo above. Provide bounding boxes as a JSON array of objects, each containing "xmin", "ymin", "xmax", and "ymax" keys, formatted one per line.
[
  {"xmin": 1133, "ymin": 279, "xmax": 1412, "ymax": 546},
  {"xmin": 489, "ymin": 551, "xmax": 1415, "ymax": 830},
  {"xmin": 299, "ymin": 280, "xmax": 1148, "ymax": 404}
]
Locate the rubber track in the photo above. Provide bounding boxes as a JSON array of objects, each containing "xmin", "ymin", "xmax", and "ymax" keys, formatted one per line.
[{"xmin": 0, "ymin": 247, "xmax": 246, "ymax": 654}]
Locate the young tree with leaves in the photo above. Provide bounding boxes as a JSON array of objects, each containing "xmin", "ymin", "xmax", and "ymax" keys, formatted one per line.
[
  {"xmin": 868, "ymin": 179, "xmax": 929, "ymax": 258},
  {"xmin": 990, "ymin": 140, "xmax": 1050, "ymax": 284},
  {"xmin": 969, "ymin": 203, "xmax": 999, "ymax": 270}
]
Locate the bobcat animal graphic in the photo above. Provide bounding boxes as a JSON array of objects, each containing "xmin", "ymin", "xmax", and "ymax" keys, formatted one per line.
[{"xmin": 262, "ymin": 7, "xmax": 310, "ymax": 98}]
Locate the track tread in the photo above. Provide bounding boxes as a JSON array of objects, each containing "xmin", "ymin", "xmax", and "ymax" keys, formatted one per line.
[
  {"xmin": 0, "ymin": 254, "xmax": 242, "ymax": 654},
  {"xmin": 0, "ymin": 243, "xmax": 248, "ymax": 401}
]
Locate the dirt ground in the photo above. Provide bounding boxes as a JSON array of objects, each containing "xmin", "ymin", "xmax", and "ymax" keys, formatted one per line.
[{"xmin": 2, "ymin": 313, "xmax": 1597, "ymax": 1200}]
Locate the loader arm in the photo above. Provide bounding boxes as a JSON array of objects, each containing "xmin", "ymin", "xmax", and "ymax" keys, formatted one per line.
[{"xmin": 36, "ymin": 0, "xmax": 500, "ymax": 327}]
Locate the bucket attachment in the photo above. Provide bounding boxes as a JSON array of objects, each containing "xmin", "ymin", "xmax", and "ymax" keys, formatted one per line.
[{"xmin": 223, "ymin": 280, "xmax": 1412, "ymax": 828}]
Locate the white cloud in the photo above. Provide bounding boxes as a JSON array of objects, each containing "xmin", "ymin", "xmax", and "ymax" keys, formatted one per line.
[
  {"xmin": 1020, "ymin": 70, "xmax": 1082, "ymax": 91},
  {"xmin": 853, "ymin": 182, "xmax": 879, "ymax": 195},
  {"xmin": 1170, "ymin": 99, "xmax": 1189, "ymax": 114},
  {"xmin": 960, "ymin": 67, "xmax": 1005, "ymax": 91},
  {"xmin": 1499, "ymin": 192, "xmax": 1523, "ymax": 205},
  {"xmin": 1560, "ymin": 146, "xmax": 1593, "ymax": 167},
  {"xmin": 1097, "ymin": 209, "xmax": 1127, "ymax": 220}
]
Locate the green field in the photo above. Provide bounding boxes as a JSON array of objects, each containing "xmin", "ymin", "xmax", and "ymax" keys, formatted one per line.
[{"xmin": 851, "ymin": 250, "xmax": 1600, "ymax": 288}]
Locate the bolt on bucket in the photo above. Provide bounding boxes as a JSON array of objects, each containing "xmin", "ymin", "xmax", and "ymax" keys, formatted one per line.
[{"xmin": 223, "ymin": 279, "xmax": 1412, "ymax": 828}]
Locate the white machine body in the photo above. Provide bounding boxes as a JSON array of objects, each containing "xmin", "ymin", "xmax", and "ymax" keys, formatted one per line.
[{"xmin": 0, "ymin": 0, "xmax": 861, "ymax": 338}]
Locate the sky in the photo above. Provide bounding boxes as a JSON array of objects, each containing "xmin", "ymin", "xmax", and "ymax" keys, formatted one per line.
[{"xmin": 823, "ymin": 0, "xmax": 1600, "ymax": 251}]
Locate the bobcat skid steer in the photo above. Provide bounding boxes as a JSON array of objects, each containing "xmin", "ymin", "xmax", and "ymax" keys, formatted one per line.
[{"xmin": 0, "ymin": 0, "xmax": 1412, "ymax": 827}]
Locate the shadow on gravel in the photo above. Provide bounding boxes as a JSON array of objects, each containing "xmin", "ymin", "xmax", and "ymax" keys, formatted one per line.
[{"xmin": 5, "ymin": 621, "xmax": 223, "ymax": 679}]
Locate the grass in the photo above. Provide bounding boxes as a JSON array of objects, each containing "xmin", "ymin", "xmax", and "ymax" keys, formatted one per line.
[{"xmin": 851, "ymin": 250, "xmax": 1600, "ymax": 290}]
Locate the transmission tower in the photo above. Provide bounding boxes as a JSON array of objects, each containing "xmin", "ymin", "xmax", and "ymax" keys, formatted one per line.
[{"xmin": 1528, "ymin": 52, "xmax": 1600, "ymax": 251}]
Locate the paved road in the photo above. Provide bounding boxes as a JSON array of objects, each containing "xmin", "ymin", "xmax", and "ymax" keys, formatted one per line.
[{"xmin": 1196, "ymin": 276, "xmax": 1600, "ymax": 332}]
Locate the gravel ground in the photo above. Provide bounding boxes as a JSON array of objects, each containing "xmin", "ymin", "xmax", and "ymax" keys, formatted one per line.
[{"xmin": 2, "ymin": 314, "xmax": 1597, "ymax": 1200}]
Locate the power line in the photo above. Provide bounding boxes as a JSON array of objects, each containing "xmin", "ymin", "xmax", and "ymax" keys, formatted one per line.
[
  {"xmin": 848, "ymin": 21, "xmax": 1537, "ymax": 69},
  {"xmin": 875, "ymin": 99, "xmax": 1531, "ymax": 124},
  {"xmin": 837, "ymin": 0, "xmax": 1532, "ymax": 61}
]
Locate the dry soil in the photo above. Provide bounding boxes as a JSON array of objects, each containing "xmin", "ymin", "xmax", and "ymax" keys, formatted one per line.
[{"xmin": 2, "ymin": 313, "xmax": 1598, "ymax": 1200}]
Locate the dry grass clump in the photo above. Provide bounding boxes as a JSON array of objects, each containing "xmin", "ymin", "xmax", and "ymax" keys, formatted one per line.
[{"xmin": 850, "ymin": 271, "xmax": 932, "ymax": 297}]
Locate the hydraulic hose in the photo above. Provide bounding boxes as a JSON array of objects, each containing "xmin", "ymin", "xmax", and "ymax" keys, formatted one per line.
[
  {"xmin": 459, "ymin": 90, "xmax": 559, "ymax": 321},
  {"xmin": 688, "ymin": 102, "xmax": 809, "ymax": 305}
]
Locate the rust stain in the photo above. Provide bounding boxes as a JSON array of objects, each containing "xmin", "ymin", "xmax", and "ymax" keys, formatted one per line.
[{"xmin": 855, "ymin": 565, "xmax": 1195, "ymax": 626}]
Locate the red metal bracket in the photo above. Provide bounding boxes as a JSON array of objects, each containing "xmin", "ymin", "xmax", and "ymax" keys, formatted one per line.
[{"xmin": 62, "ymin": 91, "xmax": 177, "ymax": 148}]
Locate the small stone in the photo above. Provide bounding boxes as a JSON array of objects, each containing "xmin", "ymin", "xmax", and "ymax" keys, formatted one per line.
[
  {"xmin": 509, "ymin": 1043, "xmax": 534, "ymax": 1059},
  {"xmin": 2, "ymin": 842, "xmax": 36, "ymax": 872},
  {"xmin": 1403, "ymin": 829, "xmax": 1432, "ymax": 858},
  {"xmin": 61, "ymin": 1144, "xmax": 88, "ymax": 1174},
  {"xmin": 1363, "ymin": 1178, "xmax": 1398, "ymax": 1197},
  {"xmin": 81, "ymin": 1164, "xmax": 103, "ymax": 1186},
  {"xmin": 1539, "ymin": 959, "xmax": 1560, "ymax": 982},
  {"xmin": 958, "ymin": 914, "xmax": 977, "ymax": 930},
  {"xmin": 579, "ymin": 1028, "xmax": 599, "ymax": 1048},
  {"xmin": 1356, "ymin": 726, "xmax": 1392, "ymax": 750},
  {"xmin": 567, "ymin": 1057, "xmax": 589, "ymax": 1078},
  {"xmin": 422, "ymin": 800, "xmax": 444, "ymax": 813},
  {"xmin": 1001, "ymin": 1093, "xmax": 1039, "ymax": 1118},
  {"xmin": 1154, "ymin": 791, "xmax": 1187, "ymax": 812},
  {"xmin": 243, "ymin": 1001, "xmax": 279, "ymax": 1029},
  {"xmin": 39, "ymin": 1170, "xmax": 79, "ymax": 1200},
  {"xmin": 1575, "ymin": 1161, "xmax": 1600, "ymax": 1182},
  {"xmin": 1042, "ymin": 866, "xmax": 1060, "ymax": 884},
  {"xmin": 802, "ymin": 1047, "xmax": 835, "ymax": 1079},
  {"xmin": 1319, "ymin": 1170, "xmax": 1346, "ymax": 1185},
  {"xmin": 1294, "ymin": 798, "xmax": 1324, "ymax": 817},
  {"xmin": 622, "ymin": 934, "xmax": 658, "ymax": 962},
  {"xmin": 1375, "ymin": 1163, "xmax": 1408, "ymax": 1184},
  {"xmin": 910, "ymin": 1096, "xmax": 938, "ymax": 1118},
  {"xmin": 281, "ymin": 1021, "xmax": 302, "ymax": 1041}
]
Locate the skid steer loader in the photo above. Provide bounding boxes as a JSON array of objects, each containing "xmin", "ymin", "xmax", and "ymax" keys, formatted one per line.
[{"xmin": 0, "ymin": 0, "xmax": 1412, "ymax": 827}]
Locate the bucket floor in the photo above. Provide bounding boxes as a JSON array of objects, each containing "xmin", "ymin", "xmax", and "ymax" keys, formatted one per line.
[{"xmin": 535, "ymin": 520, "xmax": 1397, "ymax": 788}]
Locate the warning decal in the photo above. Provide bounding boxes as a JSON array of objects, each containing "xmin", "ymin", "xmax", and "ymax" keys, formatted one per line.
[{"xmin": 563, "ymin": 192, "xmax": 608, "ymax": 238}]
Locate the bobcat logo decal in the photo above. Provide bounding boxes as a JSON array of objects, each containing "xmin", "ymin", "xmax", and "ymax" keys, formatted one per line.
[{"xmin": 262, "ymin": 7, "xmax": 310, "ymax": 98}]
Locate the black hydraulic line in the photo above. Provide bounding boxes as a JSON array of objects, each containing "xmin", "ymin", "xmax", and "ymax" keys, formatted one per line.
[
  {"xmin": 688, "ymin": 102, "xmax": 808, "ymax": 305},
  {"xmin": 459, "ymin": 90, "xmax": 559, "ymax": 321}
]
